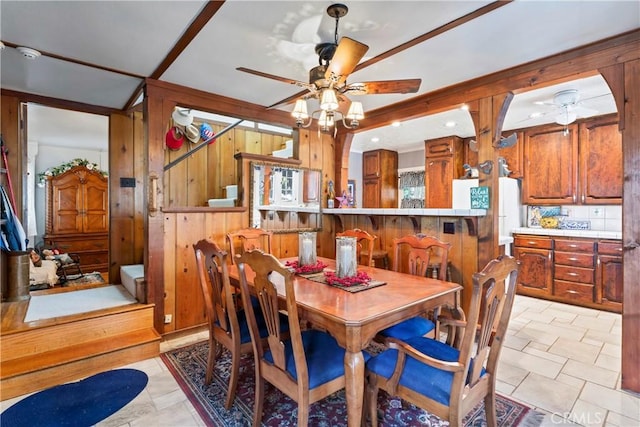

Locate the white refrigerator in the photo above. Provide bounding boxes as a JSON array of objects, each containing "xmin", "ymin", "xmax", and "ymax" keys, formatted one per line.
[{"xmin": 452, "ymin": 177, "xmax": 522, "ymax": 239}]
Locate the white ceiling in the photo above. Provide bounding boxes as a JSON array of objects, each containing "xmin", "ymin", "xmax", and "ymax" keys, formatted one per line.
[{"xmin": 1, "ymin": 1, "xmax": 637, "ymax": 153}]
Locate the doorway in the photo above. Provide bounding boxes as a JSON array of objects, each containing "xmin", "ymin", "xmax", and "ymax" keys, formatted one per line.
[{"xmin": 25, "ymin": 103, "xmax": 109, "ymax": 281}]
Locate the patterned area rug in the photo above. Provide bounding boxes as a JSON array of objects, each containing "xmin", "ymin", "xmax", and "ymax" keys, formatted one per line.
[{"xmin": 161, "ymin": 341, "xmax": 545, "ymax": 427}]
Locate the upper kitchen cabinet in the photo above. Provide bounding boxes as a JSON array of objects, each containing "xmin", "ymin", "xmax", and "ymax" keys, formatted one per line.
[
  {"xmin": 523, "ymin": 123, "xmax": 578, "ymax": 205},
  {"xmin": 425, "ymin": 136, "xmax": 464, "ymax": 208},
  {"xmin": 362, "ymin": 149, "xmax": 398, "ymax": 208},
  {"xmin": 522, "ymin": 115, "xmax": 622, "ymax": 205},
  {"xmin": 579, "ymin": 115, "xmax": 622, "ymax": 204}
]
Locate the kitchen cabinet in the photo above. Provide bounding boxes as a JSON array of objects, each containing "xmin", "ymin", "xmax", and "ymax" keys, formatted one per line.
[
  {"xmin": 513, "ymin": 235, "xmax": 553, "ymax": 297},
  {"xmin": 523, "ymin": 123, "xmax": 578, "ymax": 205},
  {"xmin": 553, "ymin": 238, "xmax": 595, "ymax": 305},
  {"xmin": 579, "ymin": 115, "xmax": 622, "ymax": 204},
  {"xmin": 514, "ymin": 234, "xmax": 622, "ymax": 313},
  {"xmin": 362, "ymin": 149, "xmax": 398, "ymax": 208},
  {"xmin": 424, "ymin": 136, "xmax": 463, "ymax": 208},
  {"xmin": 596, "ymin": 241, "xmax": 623, "ymax": 311},
  {"xmin": 44, "ymin": 165, "xmax": 109, "ymax": 273},
  {"xmin": 522, "ymin": 115, "xmax": 621, "ymax": 205}
]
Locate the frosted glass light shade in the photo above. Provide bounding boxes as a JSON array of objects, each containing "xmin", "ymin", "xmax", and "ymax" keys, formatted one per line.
[
  {"xmin": 318, "ymin": 110, "xmax": 335, "ymax": 127},
  {"xmin": 346, "ymin": 102, "xmax": 364, "ymax": 120},
  {"xmin": 320, "ymin": 89, "xmax": 339, "ymax": 111},
  {"xmin": 292, "ymin": 99, "xmax": 309, "ymax": 119}
]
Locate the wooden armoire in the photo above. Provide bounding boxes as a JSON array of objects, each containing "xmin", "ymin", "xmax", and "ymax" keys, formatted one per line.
[{"xmin": 44, "ymin": 165, "xmax": 109, "ymax": 272}]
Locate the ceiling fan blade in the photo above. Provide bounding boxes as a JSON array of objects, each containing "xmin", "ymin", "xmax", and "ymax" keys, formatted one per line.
[
  {"xmin": 342, "ymin": 79, "xmax": 422, "ymax": 95},
  {"xmin": 573, "ymin": 105, "xmax": 598, "ymax": 117},
  {"xmin": 267, "ymin": 92, "xmax": 308, "ymax": 109},
  {"xmin": 325, "ymin": 37, "xmax": 369, "ymax": 85},
  {"xmin": 236, "ymin": 67, "xmax": 313, "ymax": 91}
]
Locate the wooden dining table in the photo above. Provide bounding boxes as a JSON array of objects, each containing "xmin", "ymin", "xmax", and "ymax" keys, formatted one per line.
[{"xmin": 227, "ymin": 256, "xmax": 462, "ymax": 427}]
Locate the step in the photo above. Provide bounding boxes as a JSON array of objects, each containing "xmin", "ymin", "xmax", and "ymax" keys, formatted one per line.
[
  {"xmin": 1, "ymin": 304, "xmax": 154, "ymax": 362},
  {"xmin": 0, "ymin": 329, "xmax": 160, "ymax": 400},
  {"xmin": 1, "ymin": 328, "xmax": 160, "ymax": 378}
]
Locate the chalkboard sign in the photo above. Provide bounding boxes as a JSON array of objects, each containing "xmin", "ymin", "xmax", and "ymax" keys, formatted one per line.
[{"xmin": 470, "ymin": 186, "xmax": 490, "ymax": 209}]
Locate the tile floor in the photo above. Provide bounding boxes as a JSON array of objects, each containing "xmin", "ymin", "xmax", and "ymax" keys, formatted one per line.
[{"xmin": 2, "ymin": 296, "xmax": 639, "ymax": 426}]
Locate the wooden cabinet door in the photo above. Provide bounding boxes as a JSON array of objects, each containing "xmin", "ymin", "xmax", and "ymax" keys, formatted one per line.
[
  {"xmin": 363, "ymin": 151, "xmax": 380, "ymax": 178},
  {"xmin": 425, "ymin": 157, "xmax": 454, "ymax": 208},
  {"xmin": 597, "ymin": 254, "xmax": 623, "ymax": 310},
  {"xmin": 83, "ymin": 174, "xmax": 109, "ymax": 234},
  {"xmin": 362, "ymin": 178, "xmax": 380, "ymax": 208},
  {"xmin": 579, "ymin": 116, "xmax": 622, "ymax": 204},
  {"xmin": 514, "ymin": 246, "xmax": 553, "ymax": 297},
  {"xmin": 50, "ymin": 172, "xmax": 83, "ymax": 235},
  {"xmin": 523, "ymin": 123, "xmax": 578, "ymax": 204}
]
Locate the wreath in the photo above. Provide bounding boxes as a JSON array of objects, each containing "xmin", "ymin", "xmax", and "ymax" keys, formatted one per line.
[
  {"xmin": 285, "ymin": 260, "xmax": 327, "ymax": 275},
  {"xmin": 38, "ymin": 158, "xmax": 108, "ymax": 186}
]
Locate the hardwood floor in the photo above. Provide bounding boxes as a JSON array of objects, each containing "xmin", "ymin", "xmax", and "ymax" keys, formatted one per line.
[{"xmin": 0, "ymin": 283, "xmax": 160, "ymax": 400}]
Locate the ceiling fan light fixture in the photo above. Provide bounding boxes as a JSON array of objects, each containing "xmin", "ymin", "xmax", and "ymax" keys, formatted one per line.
[
  {"xmin": 556, "ymin": 110, "xmax": 577, "ymax": 126},
  {"xmin": 318, "ymin": 110, "xmax": 335, "ymax": 133},
  {"xmin": 292, "ymin": 99, "xmax": 309, "ymax": 121},
  {"xmin": 320, "ymin": 89, "xmax": 339, "ymax": 111},
  {"xmin": 346, "ymin": 102, "xmax": 364, "ymax": 120},
  {"xmin": 345, "ymin": 101, "xmax": 364, "ymax": 128}
]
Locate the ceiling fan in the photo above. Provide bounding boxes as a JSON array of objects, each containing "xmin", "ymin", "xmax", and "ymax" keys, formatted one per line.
[
  {"xmin": 535, "ymin": 89, "xmax": 601, "ymax": 126},
  {"xmin": 236, "ymin": 3, "xmax": 421, "ymax": 127}
]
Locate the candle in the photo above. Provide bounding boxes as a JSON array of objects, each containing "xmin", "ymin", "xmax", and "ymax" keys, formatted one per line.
[
  {"xmin": 338, "ymin": 244, "xmax": 353, "ymax": 277},
  {"xmin": 299, "ymin": 232, "xmax": 317, "ymax": 266},
  {"xmin": 301, "ymin": 238, "xmax": 313, "ymax": 265}
]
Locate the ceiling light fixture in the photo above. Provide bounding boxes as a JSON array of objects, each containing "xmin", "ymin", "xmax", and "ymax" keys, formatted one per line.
[
  {"xmin": 16, "ymin": 46, "xmax": 41, "ymax": 59},
  {"xmin": 444, "ymin": 121, "xmax": 457, "ymax": 128},
  {"xmin": 391, "ymin": 121, "xmax": 401, "ymax": 127},
  {"xmin": 292, "ymin": 89, "xmax": 364, "ymax": 134}
]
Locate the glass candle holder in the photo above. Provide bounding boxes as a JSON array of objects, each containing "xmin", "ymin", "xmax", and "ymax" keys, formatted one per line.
[
  {"xmin": 336, "ymin": 236, "xmax": 357, "ymax": 278},
  {"xmin": 298, "ymin": 231, "xmax": 317, "ymax": 266}
]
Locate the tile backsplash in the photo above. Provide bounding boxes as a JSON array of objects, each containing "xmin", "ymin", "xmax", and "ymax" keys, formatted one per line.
[{"xmin": 524, "ymin": 205, "xmax": 621, "ymax": 231}]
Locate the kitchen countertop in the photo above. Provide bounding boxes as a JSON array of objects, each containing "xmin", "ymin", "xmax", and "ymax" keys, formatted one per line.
[
  {"xmin": 512, "ymin": 227, "xmax": 622, "ymax": 240},
  {"xmin": 323, "ymin": 208, "xmax": 486, "ymax": 217}
]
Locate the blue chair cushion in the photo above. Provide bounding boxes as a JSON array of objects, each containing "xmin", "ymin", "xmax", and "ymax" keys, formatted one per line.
[
  {"xmin": 218, "ymin": 307, "xmax": 288, "ymax": 344},
  {"xmin": 265, "ymin": 330, "xmax": 371, "ymax": 389},
  {"xmin": 366, "ymin": 336, "xmax": 484, "ymax": 406},
  {"xmin": 378, "ymin": 317, "xmax": 435, "ymax": 341}
]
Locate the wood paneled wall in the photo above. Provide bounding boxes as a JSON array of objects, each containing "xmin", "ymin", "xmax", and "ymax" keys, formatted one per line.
[
  {"xmin": 326, "ymin": 214, "xmax": 478, "ymax": 313},
  {"xmin": 164, "ymin": 123, "xmax": 291, "ymax": 207},
  {"xmin": 160, "ymin": 126, "xmax": 334, "ymax": 333},
  {"xmin": 109, "ymin": 111, "xmax": 146, "ymax": 282}
]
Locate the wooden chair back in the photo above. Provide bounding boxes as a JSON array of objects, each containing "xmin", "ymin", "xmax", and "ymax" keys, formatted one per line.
[
  {"xmin": 193, "ymin": 239, "xmax": 252, "ymax": 408},
  {"xmin": 226, "ymin": 228, "xmax": 273, "ymax": 263},
  {"xmin": 236, "ymin": 249, "xmax": 346, "ymax": 426},
  {"xmin": 366, "ymin": 255, "xmax": 520, "ymax": 427},
  {"xmin": 392, "ymin": 234, "xmax": 450, "ymax": 279},
  {"xmin": 336, "ymin": 228, "xmax": 376, "ymax": 266}
]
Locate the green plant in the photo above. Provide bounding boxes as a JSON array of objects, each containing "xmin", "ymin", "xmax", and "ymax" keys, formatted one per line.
[{"xmin": 38, "ymin": 158, "xmax": 108, "ymax": 186}]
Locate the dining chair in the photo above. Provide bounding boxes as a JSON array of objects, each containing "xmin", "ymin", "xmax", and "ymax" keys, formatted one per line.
[
  {"xmin": 376, "ymin": 234, "xmax": 452, "ymax": 342},
  {"xmin": 235, "ymin": 249, "xmax": 353, "ymax": 427},
  {"xmin": 365, "ymin": 255, "xmax": 520, "ymax": 427},
  {"xmin": 336, "ymin": 228, "xmax": 388, "ymax": 268},
  {"xmin": 192, "ymin": 239, "xmax": 286, "ymax": 409},
  {"xmin": 226, "ymin": 228, "xmax": 273, "ymax": 264}
]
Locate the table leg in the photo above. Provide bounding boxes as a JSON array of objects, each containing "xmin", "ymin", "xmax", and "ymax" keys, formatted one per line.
[{"xmin": 344, "ymin": 350, "xmax": 365, "ymax": 427}]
